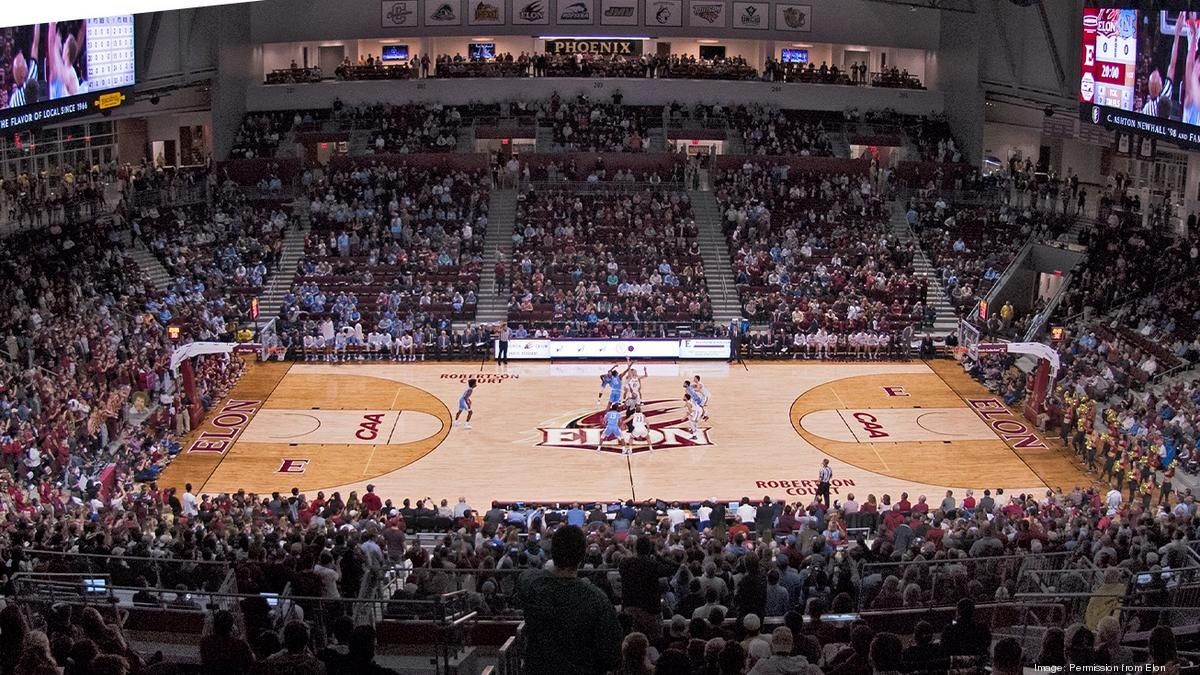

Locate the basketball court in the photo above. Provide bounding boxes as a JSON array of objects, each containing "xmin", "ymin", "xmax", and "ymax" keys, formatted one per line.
[{"xmin": 161, "ymin": 359, "xmax": 1089, "ymax": 507}]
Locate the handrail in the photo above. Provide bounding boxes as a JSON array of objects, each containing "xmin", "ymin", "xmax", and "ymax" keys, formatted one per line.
[
  {"xmin": 1024, "ymin": 269, "xmax": 1075, "ymax": 342},
  {"xmin": 520, "ymin": 179, "xmax": 685, "ymax": 192},
  {"xmin": 970, "ymin": 234, "xmax": 1034, "ymax": 325}
]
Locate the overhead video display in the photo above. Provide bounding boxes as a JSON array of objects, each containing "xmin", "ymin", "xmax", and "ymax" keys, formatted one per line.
[
  {"xmin": 1080, "ymin": 7, "xmax": 1200, "ymax": 147},
  {"xmin": 0, "ymin": 15, "xmax": 135, "ymax": 131}
]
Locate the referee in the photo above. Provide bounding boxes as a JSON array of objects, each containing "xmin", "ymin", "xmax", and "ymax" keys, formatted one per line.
[
  {"xmin": 496, "ymin": 321, "xmax": 510, "ymax": 365},
  {"xmin": 816, "ymin": 458, "xmax": 832, "ymax": 508}
]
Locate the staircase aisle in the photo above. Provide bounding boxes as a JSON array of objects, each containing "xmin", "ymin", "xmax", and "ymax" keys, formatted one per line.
[
  {"xmin": 256, "ymin": 197, "xmax": 312, "ymax": 326},
  {"xmin": 889, "ymin": 201, "xmax": 960, "ymax": 336},
  {"xmin": 473, "ymin": 188, "xmax": 517, "ymax": 326},
  {"xmin": 690, "ymin": 191, "xmax": 743, "ymax": 326},
  {"xmin": 126, "ymin": 236, "xmax": 173, "ymax": 293}
]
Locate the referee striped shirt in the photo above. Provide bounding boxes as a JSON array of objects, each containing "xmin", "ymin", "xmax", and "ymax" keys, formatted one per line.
[{"xmin": 819, "ymin": 466, "xmax": 832, "ymax": 483}]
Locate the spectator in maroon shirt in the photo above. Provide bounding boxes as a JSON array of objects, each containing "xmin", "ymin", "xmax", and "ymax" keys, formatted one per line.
[
  {"xmin": 911, "ymin": 495, "xmax": 929, "ymax": 515},
  {"xmin": 896, "ymin": 493, "xmax": 912, "ymax": 514},
  {"xmin": 361, "ymin": 484, "xmax": 383, "ymax": 514}
]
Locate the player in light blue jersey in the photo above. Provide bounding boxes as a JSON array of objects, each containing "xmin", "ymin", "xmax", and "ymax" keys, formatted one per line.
[
  {"xmin": 596, "ymin": 403, "xmax": 624, "ymax": 452},
  {"xmin": 454, "ymin": 379, "xmax": 477, "ymax": 429}
]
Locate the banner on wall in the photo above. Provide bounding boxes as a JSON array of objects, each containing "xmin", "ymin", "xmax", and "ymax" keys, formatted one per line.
[
  {"xmin": 731, "ymin": 1, "xmax": 769, "ymax": 29},
  {"xmin": 381, "ymin": 0, "xmax": 419, "ymax": 27},
  {"xmin": 466, "ymin": 0, "xmax": 504, "ymax": 24},
  {"xmin": 545, "ymin": 39, "xmax": 644, "ymax": 55},
  {"xmin": 600, "ymin": 0, "xmax": 639, "ymax": 25},
  {"xmin": 513, "ymin": 0, "xmax": 550, "ymax": 24},
  {"xmin": 556, "ymin": 0, "xmax": 595, "ymax": 24},
  {"xmin": 688, "ymin": 1, "xmax": 726, "ymax": 28},
  {"xmin": 424, "ymin": 0, "xmax": 462, "ymax": 25},
  {"xmin": 775, "ymin": 2, "xmax": 812, "ymax": 31},
  {"xmin": 646, "ymin": 0, "xmax": 681, "ymax": 26}
]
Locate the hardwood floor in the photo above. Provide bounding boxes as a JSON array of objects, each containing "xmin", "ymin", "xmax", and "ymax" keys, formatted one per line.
[{"xmin": 158, "ymin": 358, "xmax": 1091, "ymax": 507}]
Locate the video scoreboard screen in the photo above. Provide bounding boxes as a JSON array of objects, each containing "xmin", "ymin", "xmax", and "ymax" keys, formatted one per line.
[
  {"xmin": 1080, "ymin": 7, "xmax": 1200, "ymax": 147},
  {"xmin": 0, "ymin": 14, "xmax": 135, "ymax": 131}
]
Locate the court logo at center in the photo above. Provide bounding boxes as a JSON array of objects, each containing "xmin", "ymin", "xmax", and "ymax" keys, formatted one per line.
[{"xmin": 538, "ymin": 398, "xmax": 712, "ymax": 453}]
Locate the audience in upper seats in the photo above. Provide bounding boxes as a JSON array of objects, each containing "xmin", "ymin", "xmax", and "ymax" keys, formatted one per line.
[
  {"xmin": 507, "ymin": 187, "xmax": 710, "ymax": 326},
  {"xmin": 907, "ymin": 194, "xmax": 1072, "ymax": 318},
  {"xmin": 284, "ymin": 164, "xmax": 489, "ymax": 354},
  {"xmin": 269, "ymin": 52, "xmax": 929, "ymax": 88},
  {"xmin": 715, "ymin": 164, "xmax": 924, "ymax": 343},
  {"xmin": 539, "ymin": 93, "xmax": 660, "ymax": 153}
]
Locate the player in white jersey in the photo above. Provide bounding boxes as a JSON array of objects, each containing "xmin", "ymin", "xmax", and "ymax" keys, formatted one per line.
[
  {"xmin": 792, "ymin": 331, "xmax": 807, "ymax": 360},
  {"xmin": 622, "ymin": 405, "xmax": 653, "ymax": 453},
  {"xmin": 302, "ymin": 334, "xmax": 318, "ymax": 361},
  {"xmin": 623, "ymin": 362, "xmax": 647, "ymax": 406},
  {"xmin": 848, "ymin": 331, "xmax": 863, "ymax": 359},
  {"xmin": 398, "ymin": 333, "xmax": 415, "ymax": 361},
  {"xmin": 815, "ymin": 329, "xmax": 832, "ymax": 360},
  {"xmin": 867, "ymin": 332, "xmax": 882, "ymax": 360},
  {"xmin": 379, "ymin": 332, "xmax": 393, "ymax": 359}
]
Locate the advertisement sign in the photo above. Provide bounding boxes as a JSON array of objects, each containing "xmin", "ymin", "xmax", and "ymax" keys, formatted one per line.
[
  {"xmin": 544, "ymin": 39, "xmax": 643, "ymax": 56},
  {"xmin": 493, "ymin": 338, "xmax": 732, "ymax": 360},
  {"xmin": 775, "ymin": 2, "xmax": 812, "ymax": 32},
  {"xmin": 556, "ymin": 0, "xmax": 595, "ymax": 24},
  {"xmin": 732, "ymin": 1, "xmax": 769, "ymax": 30},
  {"xmin": 646, "ymin": 0, "xmax": 682, "ymax": 26},
  {"xmin": 424, "ymin": 0, "xmax": 462, "ymax": 25},
  {"xmin": 600, "ymin": 0, "xmax": 639, "ymax": 26},
  {"xmin": 381, "ymin": 0, "xmax": 419, "ymax": 27},
  {"xmin": 679, "ymin": 339, "xmax": 732, "ymax": 359},
  {"xmin": 0, "ymin": 15, "xmax": 136, "ymax": 131},
  {"xmin": 688, "ymin": 1, "xmax": 726, "ymax": 28}
]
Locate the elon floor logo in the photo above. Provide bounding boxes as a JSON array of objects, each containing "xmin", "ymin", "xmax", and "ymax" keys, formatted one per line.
[{"xmin": 538, "ymin": 398, "xmax": 711, "ymax": 453}]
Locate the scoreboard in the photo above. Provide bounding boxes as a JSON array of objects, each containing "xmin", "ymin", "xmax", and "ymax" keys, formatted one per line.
[{"xmin": 1080, "ymin": 8, "xmax": 1137, "ymax": 110}]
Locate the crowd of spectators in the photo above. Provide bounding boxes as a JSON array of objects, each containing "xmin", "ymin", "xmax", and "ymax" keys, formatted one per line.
[
  {"xmin": 724, "ymin": 106, "xmax": 836, "ymax": 157},
  {"xmin": 3, "ymin": 466, "xmax": 1195, "ymax": 674},
  {"xmin": 906, "ymin": 197, "xmax": 1071, "ymax": 316},
  {"xmin": 715, "ymin": 164, "xmax": 927, "ymax": 338},
  {"xmin": 277, "ymin": 164, "xmax": 489, "ymax": 354},
  {"xmin": 507, "ymin": 187, "xmax": 710, "ymax": 325},
  {"xmin": 539, "ymin": 93, "xmax": 661, "ymax": 153},
  {"xmin": 0, "ymin": 165, "xmax": 112, "ymax": 228},
  {"xmin": 0, "ymin": 199, "xmax": 246, "ymax": 529},
  {"xmin": 228, "ymin": 112, "xmax": 302, "ymax": 160},
  {"xmin": 348, "ymin": 102, "xmax": 464, "ymax": 154}
]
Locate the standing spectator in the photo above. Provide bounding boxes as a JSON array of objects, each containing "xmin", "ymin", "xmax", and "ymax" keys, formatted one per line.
[
  {"xmin": 620, "ymin": 536, "xmax": 665, "ymax": 638},
  {"xmin": 343, "ymin": 625, "xmax": 400, "ymax": 675},
  {"xmin": 264, "ymin": 622, "xmax": 326, "ymax": 675},
  {"xmin": 942, "ymin": 598, "xmax": 991, "ymax": 657},
  {"xmin": 517, "ymin": 525, "xmax": 621, "ymax": 675},
  {"xmin": 199, "ymin": 610, "xmax": 255, "ymax": 675},
  {"xmin": 991, "ymin": 638, "xmax": 1024, "ymax": 675}
]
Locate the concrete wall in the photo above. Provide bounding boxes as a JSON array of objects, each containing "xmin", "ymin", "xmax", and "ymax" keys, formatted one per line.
[
  {"xmin": 249, "ymin": 0, "xmax": 941, "ymax": 50},
  {"xmin": 936, "ymin": 9, "xmax": 983, "ymax": 165},
  {"xmin": 244, "ymin": 76, "xmax": 943, "ymax": 114},
  {"xmin": 212, "ymin": 4, "xmax": 257, "ymax": 160},
  {"xmin": 135, "ymin": 7, "xmax": 221, "ymax": 83}
]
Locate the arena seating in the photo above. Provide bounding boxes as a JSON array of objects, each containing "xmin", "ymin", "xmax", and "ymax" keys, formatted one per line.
[
  {"xmin": 540, "ymin": 95, "xmax": 662, "ymax": 152},
  {"xmin": 348, "ymin": 102, "xmax": 468, "ymax": 154},
  {"xmin": 506, "ymin": 186, "xmax": 710, "ymax": 327},
  {"xmin": 725, "ymin": 106, "xmax": 839, "ymax": 157},
  {"xmin": 907, "ymin": 197, "xmax": 1070, "ymax": 316},
  {"xmin": 288, "ymin": 165, "xmax": 489, "ymax": 347},
  {"xmin": 715, "ymin": 164, "xmax": 926, "ymax": 341}
]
